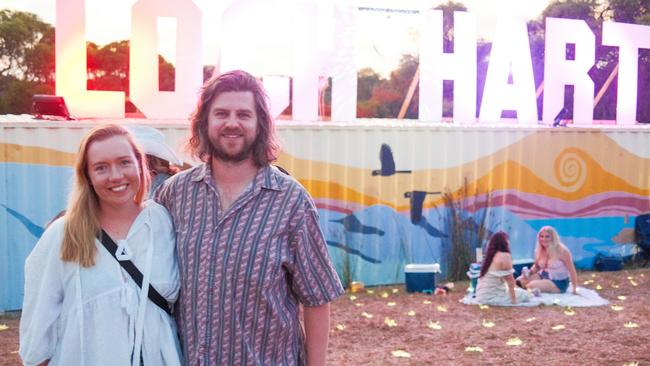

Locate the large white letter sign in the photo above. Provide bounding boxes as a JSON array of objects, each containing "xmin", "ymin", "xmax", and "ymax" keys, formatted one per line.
[
  {"xmin": 130, "ymin": 0, "xmax": 202, "ymax": 119},
  {"xmin": 292, "ymin": 2, "xmax": 320, "ymax": 121},
  {"xmin": 479, "ymin": 17, "xmax": 537, "ymax": 124},
  {"xmin": 218, "ymin": 0, "xmax": 296, "ymax": 119},
  {"xmin": 330, "ymin": 5, "xmax": 358, "ymax": 121},
  {"xmin": 419, "ymin": 10, "xmax": 477, "ymax": 123},
  {"xmin": 543, "ymin": 17, "xmax": 595, "ymax": 125},
  {"xmin": 602, "ymin": 21, "xmax": 650, "ymax": 125},
  {"xmin": 55, "ymin": 0, "xmax": 124, "ymax": 118}
]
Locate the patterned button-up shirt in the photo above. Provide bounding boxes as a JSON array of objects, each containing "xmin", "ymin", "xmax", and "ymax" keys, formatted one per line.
[{"xmin": 156, "ymin": 163, "xmax": 344, "ymax": 366}]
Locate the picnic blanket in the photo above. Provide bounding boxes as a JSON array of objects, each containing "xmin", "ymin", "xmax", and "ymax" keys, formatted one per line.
[{"xmin": 462, "ymin": 286, "xmax": 609, "ymax": 307}]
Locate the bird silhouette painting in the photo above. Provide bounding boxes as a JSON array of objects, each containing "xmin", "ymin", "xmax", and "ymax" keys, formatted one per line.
[
  {"xmin": 326, "ymin": 241, "xmax": 382, "ymax": 264},
  {"xmin": 371, "ymin": 144, "xmax": 412, "ymax": 176},
  {"xmin": 1, "ymin": 204, "xmax": 45, "ymax": 238},
  {"xmin": 331, "ymin": 214, "xmax": 385, "ymax": 236},
  {"xmin": 404, "ymin": 191, "xmax": 448, "ymax": 238}
]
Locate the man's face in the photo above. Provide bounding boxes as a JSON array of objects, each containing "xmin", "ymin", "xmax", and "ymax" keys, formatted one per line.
[{"xmin": 207, "ymin": 91, "xmax": 258, "ymax": 164}]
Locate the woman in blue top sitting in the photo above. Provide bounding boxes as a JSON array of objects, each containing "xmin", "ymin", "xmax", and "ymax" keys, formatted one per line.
[{"xmin": 518, "ymin": 226, "xmax": 578, "ymax": 295}]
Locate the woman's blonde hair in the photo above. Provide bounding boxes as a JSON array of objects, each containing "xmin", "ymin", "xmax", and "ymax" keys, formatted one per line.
[
  {"xmin": 61, "ymin": 124, "xmax": 150, "ymax": 267},
  {"xmin": 534, "ymin": 225, "xmax": 562, "ymax": 268}
]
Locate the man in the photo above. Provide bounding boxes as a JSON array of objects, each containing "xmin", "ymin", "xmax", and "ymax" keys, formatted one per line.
[{"xmin": 156, "ymin": 70, "xmax": 344, "ymax": 366}]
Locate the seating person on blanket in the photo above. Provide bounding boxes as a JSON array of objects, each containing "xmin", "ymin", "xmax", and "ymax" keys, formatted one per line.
[
  {"xmin": 516, "ymin": 226, "xmax": 578, "ymax": 295},
  {"xmin": 475, "ymin": 231, "xmax": 531, "ymax": 305}
]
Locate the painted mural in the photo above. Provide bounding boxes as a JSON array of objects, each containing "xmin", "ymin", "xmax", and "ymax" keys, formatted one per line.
[{"xmin": 1, "ymin": 120, "xmax": 649, "ymax": 310}]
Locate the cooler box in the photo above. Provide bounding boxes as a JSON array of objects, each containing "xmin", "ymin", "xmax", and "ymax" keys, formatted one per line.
[{"xmin": 405, "ymin": 264, "xmax": 439, "ymax": 293}]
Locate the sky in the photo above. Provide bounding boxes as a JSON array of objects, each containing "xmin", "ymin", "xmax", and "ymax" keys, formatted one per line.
[{"xmin": 1, "ymin": 0, "xmax": 552, "ymax": 77}]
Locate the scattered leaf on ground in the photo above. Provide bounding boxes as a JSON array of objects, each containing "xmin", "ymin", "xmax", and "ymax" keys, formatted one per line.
[
  {"xmin": 391, "ymin": 350, "xmax": 411, "ymax": 358},
  {"xmin": 437, "ymin": 305, "xmax": 448, "ymax": 312},
  {"xmin": 552, "ymin": 324, "xmax": 565, "ymax": 330},
  {"xmin": 427, "ymin": 321, "xmax": 442, "ymax": 330},
  {"xmin": 624, "ymin": 322, "xmax": 639, "ymax": 328},
  {"xmin": 482, "ymin": 320, "xmax": 495, "ymax": 328},
  {"xmin": 506, "ymin": 337, "xmax": 523, "ymax": 346},
  {"xmin": 384, "ymin": 317, "xmax": 397, "ymax": 327},
  {"xmin": 465, "ymin": 346, "xmax": 484, "ymax": 353},
  {"xmin": 361, "ymin": 312, "xmax": 373, "ymax": 319}
]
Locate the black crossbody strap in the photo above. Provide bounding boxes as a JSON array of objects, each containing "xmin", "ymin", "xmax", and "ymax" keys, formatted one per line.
[{"xmin": 98, "ymin": 230, "xmax": 173, "ymax": 315}]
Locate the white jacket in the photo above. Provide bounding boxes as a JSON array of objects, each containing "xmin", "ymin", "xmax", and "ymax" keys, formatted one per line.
[{"xmin": 19, "ymin": 201, "xmax": 181, "ymax": 366}]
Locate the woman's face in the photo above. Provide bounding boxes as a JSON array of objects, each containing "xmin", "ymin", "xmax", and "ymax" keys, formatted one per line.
[
  {"xmin": 86, "ymin": 135, "xmax": 141, "ymax": 209},
  {"xmin": 538, "ymin": 230, "xmax": 553, "ymax": 247}
]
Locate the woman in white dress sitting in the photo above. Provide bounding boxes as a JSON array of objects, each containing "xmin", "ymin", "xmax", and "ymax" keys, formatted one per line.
[
  {"xmin": 20, "ymin": 124, "xmax": 182, "ymax": 366},
  {"xmin": 475, "ymin": 231, "xmax": 531, "ymax": 306}
]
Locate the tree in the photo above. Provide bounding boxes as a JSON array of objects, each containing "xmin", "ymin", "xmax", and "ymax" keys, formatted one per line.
[
  {"xmin": 0, "ymin": 10, "xmax": 54, "ymax": 114},
  {"xmin": 357, "ymin": 55, "xmax": 419, "ymax": 118},
  {"xmin": 357, "ymin": 67, "xmax": 380, "ymax": 101},
  {"xmin": 434, "ymin": 1, "xmax": 469, "ymax": 53},
  {"xmin": 604, "ymin": 0, "xmax": 650, "ymax": 24},
  {"xmin": 0, "ymin": 9, "xmax": 54, "ymax": 84},
  {"xmin": 87, "ymin": 41, "xmax": 129, "ymax": 92},
  {"xmin": 87, "ymin": 40, "xmax": 175, "ymax": 93}
]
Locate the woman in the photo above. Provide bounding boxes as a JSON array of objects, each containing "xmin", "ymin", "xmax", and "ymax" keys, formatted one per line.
[
  {"xmin": 20, "ymin": 124, "xmax": 181, "ymax": 365},
  {"xmin": 518, "ymin": 226, "xmax": 578, "ymax": 294},
  {"xmin": 475, "ymin": 231, "xmax": 531, "ymax": 305}
]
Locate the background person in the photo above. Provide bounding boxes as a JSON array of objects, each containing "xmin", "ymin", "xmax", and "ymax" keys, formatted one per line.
[
  {"xmin": 20, "ymin": 124, "xmax": 181, "ymax": 366},
  {"xmin": 127, "ymin": 125, "xmax": 183, "ymax": 197},
  {"xmin": 517, "ymin": 226, "xmax": 578, "ymax": 294},
  {"xmin": 155, "ymin": 70, "xmax": 344, "ymax": 366},
  {"xmin": 475, "ymin": 231, "xmax": 531, "ymax": 305}
]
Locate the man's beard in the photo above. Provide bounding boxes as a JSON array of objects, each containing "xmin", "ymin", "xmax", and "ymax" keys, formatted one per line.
[{"xmin": 210, "ymin": 135, "xmax": 256, "ymax": 163}]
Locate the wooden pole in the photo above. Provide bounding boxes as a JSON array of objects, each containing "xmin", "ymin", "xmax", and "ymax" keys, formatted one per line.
[
  {"xmin": 398, "ymin": 66, "xmax": 420, "ymax": 119},
  {"xmin": 594, "ymin": 63, "xmax": 619, "ymax": 108},
  {"xmin": 536, "ymin": 81, "xmax": 544, "ymax": 98}
]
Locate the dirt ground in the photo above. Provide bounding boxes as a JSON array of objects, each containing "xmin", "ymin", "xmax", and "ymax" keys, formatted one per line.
[{"xmin": 2, "ymin": 267, "xmax": 649, "ymax": 366}]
